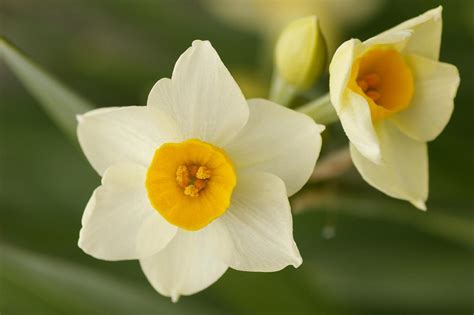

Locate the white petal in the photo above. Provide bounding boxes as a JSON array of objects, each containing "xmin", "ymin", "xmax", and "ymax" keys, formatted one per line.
[
  {"xmin": 214, "ymin": 171, "xmax": 302, "ymax": 272},
  {"xmin": 363, "ymin": 30, "xmax": 412, "ymax": 51},
  {"xmin": 77, "ymin": 106, "xmax": 181, "ymax": 175},
  {"xmin": 139, "ymin": 227, "xmax": 228, "ymax": 302},
  {"xmin": 149, "ymin": 40, "xmax": 249, "ymax": 146},
  {"xmin": 329, "ymin": 38, "xmax": 360, "ymax": 113},
  {"xmin": 79, "ymin": 164, "xmax": 177, "ymax": 260},
  {"xmin": 147, "ymin": 78, "xmax": 175, "ymax": 115},
  {"xmin": 339, "ymin": 91, "xmax": 382, "ymax": 163},
  {"xmin": 391, "ymin": 55, "xmax": 460, "ymax": 142},
  {"xmin": 224, "ymin": 99, "xmax": 324, "ymax": 196},
  {"xmin": 382, "ymin": 6, "xmax": 442, "ymax": 60},
  {"xmin": 329, "ymin": 39, "xmax": 381, "ymax": 163},
  {"xmin": 350, "ymin": 121, "xmax": 428, "ymax": 210}
]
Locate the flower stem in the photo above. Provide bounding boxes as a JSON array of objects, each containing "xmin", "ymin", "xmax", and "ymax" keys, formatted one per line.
[
  {"xmin": 269, "ymin": 73, "xmax": 297, "ymax": 107},
  {"xmin": 297, "ymin": 93, "xmax": 338, "ymax": 125}
]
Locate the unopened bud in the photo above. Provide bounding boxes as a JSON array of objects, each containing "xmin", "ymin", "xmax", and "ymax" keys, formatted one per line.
[{"xmin": 275, "ymin": 16, "xmax": 327, "ymax": 90}]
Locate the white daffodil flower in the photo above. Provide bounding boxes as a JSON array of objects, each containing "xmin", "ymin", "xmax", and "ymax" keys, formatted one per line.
[
  {"xmin": 77, "ymin": 40, "xmax": 324, "ymax": 301},
  {"xmin": 329, "ymin": 6, "xmax": 460, "ymax": 210}
]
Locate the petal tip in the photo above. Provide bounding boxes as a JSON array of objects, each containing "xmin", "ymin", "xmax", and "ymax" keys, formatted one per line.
[
  {"xmin": 411, "ymin": 199, "xmax": 427, "ymax": 211},
  {"xmin": 171, "ymin": 293, "xmax": 180, "ymax": 303},
  {"xmin": 191, "ymin": 39, "xmax": 212, "ymax": 49},
  {"xmin": 365, "ymin": 147, "xmax": 383, "ymax": 165},
  {"xmin": 292, "ymin": 256, "xmax": 303, "ymax": 269}
]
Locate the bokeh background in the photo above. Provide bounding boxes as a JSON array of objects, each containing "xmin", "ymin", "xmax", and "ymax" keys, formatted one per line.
[{"xmin": 1, "ymin": 0, "xmax": 473, "ymax": 314}]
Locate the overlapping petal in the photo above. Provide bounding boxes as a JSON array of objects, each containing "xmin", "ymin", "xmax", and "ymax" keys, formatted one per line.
[
  {"xmin": 382, "ymin": 6, "xmax": 442, "ymax": 60},
  {"xmin": 139, "ymin": 227, "xmax": 228, "ymax": 302},
  {"xmin": 391, "ymin": 55, "xmax": 460, "ymax": 142},
  {"xmin": 338, "ymin": 91, "xmax": 382, "ymax": 163},
  {"xmin": 225, "ymin": 98, "xmax": 324, "ymax": 196},
  {"xmin": 214, "ymin": 172, "xmax": 302, "ymax": 272},
  {"xmin": 148, "ymin": 40, "xmax": 249, "ymax": 147},
  {"xmin": 79, "ymin": 164, "xmax": 177, "ymax": 260},
  {"xmin": 77, "ymin": 106, "xmax": 180, "ymax": 175},
  {"xmin": 350, "ymin": 121, "xmax": 428, "ymax": 210},
  {"xmin": 329, "ymin": 38, "xmax": 359, "ymax": 112}
]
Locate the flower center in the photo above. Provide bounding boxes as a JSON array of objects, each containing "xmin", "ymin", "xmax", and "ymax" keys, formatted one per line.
[
  {"xmin": 176, "ymin": 165, "xmax": 211, "ymax": 197},
  {"xmin": 146, "ymin": 139, "xmax": 236, "ymax": 231},
  {"xmin": 349, "ymin": 46, "xmax": 414, "ymax": 121}
]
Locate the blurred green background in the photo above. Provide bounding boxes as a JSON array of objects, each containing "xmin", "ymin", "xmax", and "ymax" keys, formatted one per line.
[{"xmin": 1, "ymin": 0, "xmax": 473, "ymax": 314}]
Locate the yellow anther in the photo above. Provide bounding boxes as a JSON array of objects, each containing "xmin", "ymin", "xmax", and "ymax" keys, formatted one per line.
[
  {"xmin": 357, "ymin": 79, "xmax": 369, "ymax": 92},
  {"xmin": 196, "ymin": 166, "xmax": 211, "ymax": 179},
  {"xmin": 175, "ymin": 165, "xmax": 211, "ymax": 197},
  {"xmin": 176, "ymin": 165, "xmax": 189, "ymax": 188},
  {"xmin": 194, "ymin": 179, "xmax": 207, "ymax": 191},
  {"xmin": 363, "ymin": 73, "xmax": 381, "ymax": 86},
  {"xmin": 188, "ymin": 165, "xmax": 199, "ymax": 177},
  {"xmin": 184, "ymin": 185, "xmax": 200, "ymax": 197},
  {"xmin": 366, "ymin": 90, "xmax": 381, "ymax": 102}
]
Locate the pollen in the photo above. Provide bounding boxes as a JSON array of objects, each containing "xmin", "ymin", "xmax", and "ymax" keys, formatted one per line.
[
  {"xmin": 184, "ymin": 185, "xmax": 200, "ymax": 197},
  {"xmin": 349, "ymin": 46, "xmax": 414, "ymax": 121},
  {"xmin": 145, "ymin": 139, "xmax": 236, "ymax": 231},
  {"xmin": 196, "ymin": 166, "xmax": 211, "ymax": 179},
  {"xmin": 175, "ymin": 165, "xmax": 211, "ymax": 197}
]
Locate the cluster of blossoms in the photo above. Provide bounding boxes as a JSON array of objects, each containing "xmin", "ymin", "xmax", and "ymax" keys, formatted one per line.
[{"xmin": 77, "ymin": 7, "xmax": 459, "ymax": 301}]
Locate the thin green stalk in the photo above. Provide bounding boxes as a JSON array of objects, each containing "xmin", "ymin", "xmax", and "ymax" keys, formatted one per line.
[
  {"xmin": 297, "ymin": 92, "xmax": 338, "ymax": 125},
  {"xmin": 268, "ymin": 73, "xmax": 297, "ymax": 107}
]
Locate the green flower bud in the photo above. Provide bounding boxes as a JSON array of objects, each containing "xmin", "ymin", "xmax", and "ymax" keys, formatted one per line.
[{"xmin": 275, "ymin": 16, "xmax": 327, "ymax": 90}]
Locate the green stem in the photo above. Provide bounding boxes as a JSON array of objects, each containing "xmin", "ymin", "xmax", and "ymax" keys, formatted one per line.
[
  {"xmin": 268, "ymin": 73, "xmax": 297, "ymax": 107},
  {"xmin": 297, "ymin": 92, "xmax": 338, "ymax": 125}
]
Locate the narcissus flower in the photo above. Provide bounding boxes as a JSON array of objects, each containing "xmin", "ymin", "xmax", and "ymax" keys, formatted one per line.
[
  {"xmin": 77, "ymin": 40, "xmax": 324, "ymax": 301},
  {"xmin": 329, "ymin": 7, "xmax": 460, "ymax": 209}
]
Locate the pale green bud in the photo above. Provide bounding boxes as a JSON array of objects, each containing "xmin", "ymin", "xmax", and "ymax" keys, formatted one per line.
[{"xmin": 275, "ymin": 16, "xmax": 327, "ymax": 90}]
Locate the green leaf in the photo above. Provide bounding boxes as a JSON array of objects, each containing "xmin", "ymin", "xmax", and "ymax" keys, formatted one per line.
[
  {"xmin": 293, "ymin": 191, "xmax": 474, "ymax": 248},
  {"xmin": 0, "ymin": 243, "xmax": 221, "ymax": 315},
  {"xmin": 0, "ymin": 36, "xmax": 94, "ymax": 140}
]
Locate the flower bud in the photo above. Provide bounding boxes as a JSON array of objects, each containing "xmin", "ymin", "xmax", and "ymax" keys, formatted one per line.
[{"xmin": 275, "ymin": 16, "xmax": 327, "ymax": 90}]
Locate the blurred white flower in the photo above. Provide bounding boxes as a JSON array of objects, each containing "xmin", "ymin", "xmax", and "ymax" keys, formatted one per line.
[
  {"xmin": 204, "ymin": 0, "xmax": 384, "ymax": 52},
  {"xmin": 77, "ymin": 40, "xmax": 324, "ymax": 301},
  {"xmin": 329, "ymin": 7, "xmax": 460, "ymax": 209}
]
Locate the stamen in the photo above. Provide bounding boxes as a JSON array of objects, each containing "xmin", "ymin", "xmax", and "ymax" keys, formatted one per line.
[
  {"xmin": 176, "ymin": 164, "xmax": 212, "ymax": 197},
  {"xmin": 194, "ymin": 179, "xmax": 207, "ymax": 190},
  {"xmin": 357, "ymin": 72, "xmax": 382, "ymax": 104},
  {"xmin": 357, "ymin": 79, "xmax": 369, "ymax": 92},
  {"xmin": 366, "ymin": 90, "xmax": 381, "ymax": 102},
  {"xmin": 188, "ymin": 165, "xmax": 199, "ymax": 177},
  {"xmin": 196, "ymin": 166, "xmax": 211, "ymax": 179},
  {"xmin": 363, "ymin": 73, "xmax": 381, "ymax": 86},
  {"xmin": 184, "ymin": 185, "xmax": 200, "ymax": 197},
  {"xmin": 176, "ymin": 165, "xmax": 189, "ymax": 188}
]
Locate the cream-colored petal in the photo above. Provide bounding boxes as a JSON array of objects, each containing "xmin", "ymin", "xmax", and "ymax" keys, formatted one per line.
[
  {"xmin": 155, "ymin": 40, "xmax": 249, "ymax": 146},
  {"xmin": 350, "ymin": 121, "xmax": 428, "ymax": 210},
  {"xmin": 391, "ymin": 55, "xmax": 460, "ymax": 142},
  {"xmin": 329, "ymin": 39, "xmax": 381, "ymax": 163},
  {"xmin": 381, "ymin": 6, "xmax": 443, "ymax": 60},
  {"xmin": 147, "ymin": 77, "xmax": 175, "ymax": 114},
  {"xmin": 79, "ymin": 164, "xmax": 177, "ymax": 261},
  {"xmin": 77, "ymin": 106, "xmax": 180, "ymax": 175},
  {"xmin": 329, "ymin": 38, "xmax": 360, "ymax": 112},
  {"xmin": 139, "ymin": 227, "xmax": 228, "ymax": 302},
  {"xmin": 339, "ymin": 91, "xmax": 382, "ymax": 163},
  {"xmin": 225, "ymin": 99, "xmax": 324, "ymax": 196},
  {"xmin": 363, "ymin": 30, "xmax": 412, "ymax": 51},
  {"xmin": 214, "ymin": 172, "xmax": 302, "ymax": 272}
]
